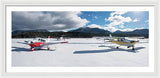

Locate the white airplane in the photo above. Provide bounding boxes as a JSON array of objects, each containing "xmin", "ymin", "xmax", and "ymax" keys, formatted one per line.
[
  {"xmin": 106, "ymin": 34, "xmax": 139, "ymax": 50},
  {"xmin": 18, "ymin": 36, "xmax": 68, "ymax": 51}
]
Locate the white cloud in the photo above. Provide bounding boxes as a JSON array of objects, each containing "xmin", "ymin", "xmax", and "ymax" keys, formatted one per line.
[
  {"xmin": 105, "ymin": 25, "xmax": 145, "ymax": 32},
  {"xmin": 110, "ymin": 11, "xmax": 127, "ymax": 16},
  {"xmin": 87, "ymin": 24, "xmax": 103, "ymax": 29},
  {"xmin": 12, "ymin": 11, "xmax": 89, "ymax": 31},
  {"xmin": 135, "ymin": 27, "xmax": 144, "ymax": 30},
  {"xmin": 118, "ymin": 27, "xmax": 145, "ymax": 32},
  {"xmin": 87, "ymin": 24, "xmax": 131, "ymax": 32},
  {"xmin": 105, "ymin": 26, "xmax": 118, "ymax": 32},
  {"xmin": 104, "ymin": 11, "xmax": 141, "ymax": 32},
  {"xmin": 94, "ymin": 16, "xmax": 98, "ymax": 19},
  {"xmin": 119, "ymin": 28, "xmax": 134, "ymax": 32},
  {"xmin": 104, "ymin": 18, "xmax": 108, "ymax": 21},
  {"xmin": 133, "ymin": 18, "xmax": 139, "ymax": 22},
  {"xmin": 106, "ymin": 15, "xmax": 132, "ymax": 27},
  {"xmin": 120, "ymin": 25, "xmax": 124, "ymax": 28},
  {"xmin": 87, "ymin": 24, "xmax": 144, "ymax": 33},
  {"xmin": 145, "ymin": 20, "xmax": 149, "ymax": 23},
  {"xmin": 53, "ymin": 24, "xmax": 66, "ymax": 28},
  {"xmin": 87, "ymin": 24, "xmax": 116, "ymax": 32}
]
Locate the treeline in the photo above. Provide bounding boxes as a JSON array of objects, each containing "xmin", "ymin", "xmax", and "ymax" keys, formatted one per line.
[
  {"xmin": 12, "ymin": 32, "xmax": 149, "ymax": 38},
  {"xmin": 112, "ymin": 33, "xmax": 149, "ymax": 38}
]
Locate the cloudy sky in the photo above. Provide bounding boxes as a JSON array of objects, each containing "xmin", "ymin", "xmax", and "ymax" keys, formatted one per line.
[{"xmin": 12, "ymin": 11, "xmax": 149, "ymax": 32}]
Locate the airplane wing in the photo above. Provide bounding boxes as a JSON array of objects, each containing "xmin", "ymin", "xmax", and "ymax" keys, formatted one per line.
[
  {"xmin": 45, "ymin": 41, "xmax": 68, "ymax": 45},
  {"xmin": 17, "ymin": 41, "xmax": 29, "ymax": 45}
]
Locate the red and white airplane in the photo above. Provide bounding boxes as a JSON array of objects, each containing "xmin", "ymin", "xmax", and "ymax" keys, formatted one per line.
[{"xmin": 18, "ymin": 36, "xmax": 68, "ymax": 51}]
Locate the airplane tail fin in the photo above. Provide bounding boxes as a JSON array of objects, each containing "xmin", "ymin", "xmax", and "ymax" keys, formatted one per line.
[
  {"xmin": 104, "ymin": 34, "xmax": 113, "ymax": 42},
  {"xmin": 109, "ymin": 34, "xmax": 112, "ymax": 38},
  {"xmin": 109, "ymin": 34, "xmax": 113, "ymax": 42},
  {"xmin": 47, "ymin": 36, "xmax": 50, "ymax": 42},
  {"xmin": 48, "ymin": 36, "xmax": 50, "ymax": 38}
]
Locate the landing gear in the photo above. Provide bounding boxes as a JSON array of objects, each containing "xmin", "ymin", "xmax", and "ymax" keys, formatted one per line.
[
  {"xmin": 132, "ymin": 45, "xmax": 135, "ymax": 50},
  {"xmin": 127, "ymin": 46, "xmax": 135, "ymax": 50},
  {"xmin": 47, "ymin": 47, "xmax": 50, "ymax": 50},
  {"xmin": 47, "ymin": 45, "xmax": 50, "ymax": 50},
  {"xmin": 115, "ymin": 46, "xmax": 135, "ymax": 50},
  {"xmin": 116, "ymin": 46, "xmax": 119, "ymax": 49},
  {"xmin": 31, "ymin": 47, "xmax": 34, "ymax": 51}
]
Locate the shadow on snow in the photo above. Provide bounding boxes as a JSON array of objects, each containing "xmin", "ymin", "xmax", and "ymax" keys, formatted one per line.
[
  {"xmin": 12, "ymin": 47, "xmax": 56, "ymax": 52},
  {"xmin": 73, "ymin": 46, "xmax": 145, "ymax": 54},
  {"xmin": 68, "ymin": 42, "xmax": 103, "ymax": 44}
]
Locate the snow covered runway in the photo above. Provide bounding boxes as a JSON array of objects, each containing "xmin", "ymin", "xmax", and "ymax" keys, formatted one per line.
[{"xmin": 12, "ymin": 38, "xmax": 149, "ymax": 67}]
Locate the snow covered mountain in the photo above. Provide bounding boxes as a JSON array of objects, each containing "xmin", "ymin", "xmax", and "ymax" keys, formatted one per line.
[
  {"xmin": 69, "ymin": 27, "xmax": 111, "ymax": 34},
  {"xmin": 113, "ymin": 29, "xmax": 149, "ymax": 34}
]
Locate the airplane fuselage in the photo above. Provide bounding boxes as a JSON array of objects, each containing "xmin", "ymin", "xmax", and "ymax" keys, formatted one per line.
[
  {"xmin": 29, "ymin": 42, "xmax": 45, "ymax": 48},
  {"xmin": 28, "ymin": 42, "xmax": 47, "ymax": 51},
  {"xmin": 27, "ymin": 40, "xmax": 68, "ymax": 51},
  {"xmin": 109, "ymin": 38, "xmax": 138, "ymax": 50},
  {"xmin": 110, "ymin": 40, "xmax": 137, "ymax": 47}
]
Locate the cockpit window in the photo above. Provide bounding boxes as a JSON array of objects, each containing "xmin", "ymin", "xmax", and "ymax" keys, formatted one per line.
[
  {"xmin": 118, "ymin": 38, "xmax": 125, "ymax": 42},
  {"xmin": 38, "ymin": 39, "xmax": 46, "ymax": 42}
]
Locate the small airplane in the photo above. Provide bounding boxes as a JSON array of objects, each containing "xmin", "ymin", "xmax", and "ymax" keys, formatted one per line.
[
  {"xmin": 106, "ymin": 34, "xmax": 139, "ymax": 50},
  {"xmin": 18, "ymin": 36, "xmax": 68, "ymax": 51}
]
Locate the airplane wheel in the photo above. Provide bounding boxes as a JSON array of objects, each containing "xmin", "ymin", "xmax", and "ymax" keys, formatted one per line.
[
  {"xmin": 47, "ymin": 47, "xmax": 50, "ymax": 50},
  {"xmin": 31, "ymin": 48, "xmax": 34, "ymax": 51},
  {"xmin": 127, "ymin": 46, "xmax": 130, "ymax": 48},
  {"xmin": 116, "ymin": 47, "xmax": 119, "ymax": 49},
  {"xmin": 132, "ymin": 48, "xmax": 135, "ymax": 50}
]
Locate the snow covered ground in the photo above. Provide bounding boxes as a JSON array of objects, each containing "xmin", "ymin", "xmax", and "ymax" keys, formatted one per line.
[{"xmin": 12, "ymin": 38, "xmax": 149, "ymax": 67}]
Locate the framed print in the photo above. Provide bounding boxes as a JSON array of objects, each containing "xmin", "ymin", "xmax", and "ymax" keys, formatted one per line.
[{"xmin": 4, "ymin": 5, "xmax": 155, "ymax": 73}]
